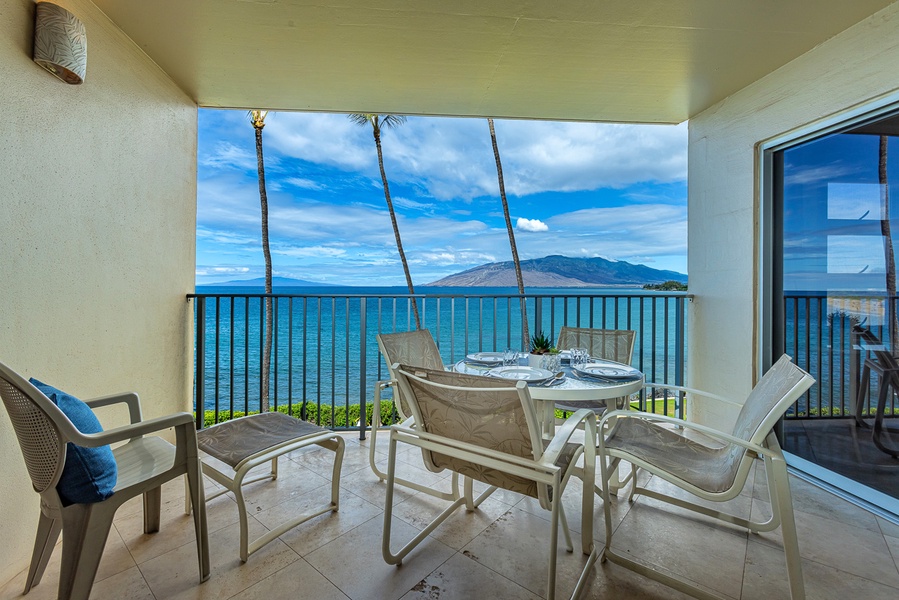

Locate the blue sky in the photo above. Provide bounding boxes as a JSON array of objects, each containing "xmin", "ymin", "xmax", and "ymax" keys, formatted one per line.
[{"xmin": 196, "ymin": 109, "xmax": 688, "ymax": 286}]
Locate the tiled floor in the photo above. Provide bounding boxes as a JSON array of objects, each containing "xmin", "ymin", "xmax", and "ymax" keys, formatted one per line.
[{"xmin": 3, "ymin": 432, "xmax": 899, "ymax": 600}]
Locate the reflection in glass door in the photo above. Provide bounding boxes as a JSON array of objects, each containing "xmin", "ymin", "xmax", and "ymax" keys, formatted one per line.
[{"xmin": 773, "ymin": 114, "xmax": 899, "ymax": 512}]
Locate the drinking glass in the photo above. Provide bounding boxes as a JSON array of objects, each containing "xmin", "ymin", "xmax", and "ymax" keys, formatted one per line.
[
  {"xmin": 541, "ymin": 353, "xmax": 561, "ymax": 372},
  {"xmin": 571, "ymin": 347, "xmax": 589, "ymax": 368},
  {"xmin": 503, "ymin": 348, "xmax": 520, "ymax": 366}
]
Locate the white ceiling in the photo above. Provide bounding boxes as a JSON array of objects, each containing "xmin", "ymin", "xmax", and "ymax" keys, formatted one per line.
[{"xmin": 91, "ymin": 0, "xmax": 896, "ymax": 124}]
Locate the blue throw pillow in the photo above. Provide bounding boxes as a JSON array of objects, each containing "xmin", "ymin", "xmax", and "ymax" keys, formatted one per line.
[{"xmin": 29, "ymin": 378, "xmax": 117, "ymax": 505}]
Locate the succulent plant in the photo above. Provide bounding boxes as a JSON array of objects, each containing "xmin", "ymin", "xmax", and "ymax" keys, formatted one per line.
[{"xmin": 530, "ymin": 331, "xmax": 553, "ymax": 354}]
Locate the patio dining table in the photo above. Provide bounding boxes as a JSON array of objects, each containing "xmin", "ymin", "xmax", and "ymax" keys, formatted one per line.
[{"xmin": 452, "ymin": 357, "xmax": 645, "ymax": 437}]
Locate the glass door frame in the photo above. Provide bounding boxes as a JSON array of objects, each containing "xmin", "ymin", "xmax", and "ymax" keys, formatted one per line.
[{"xmin": 758, "ymin": 93, "xmax": 899, "ymax": 520}]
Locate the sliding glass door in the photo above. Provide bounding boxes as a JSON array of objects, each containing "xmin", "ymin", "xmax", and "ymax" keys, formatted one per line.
[{"xmin": 771, "ymin": 113, "xmax": 899, "ymax": 513}]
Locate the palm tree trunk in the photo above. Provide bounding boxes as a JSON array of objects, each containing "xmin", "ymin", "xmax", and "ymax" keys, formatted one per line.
[
  {"xmin": 879, "ymin": 135, "xmax": 898, "ymax": 356},
  {"xmin": 374, "ymin": 130, "xmax": 421, "ymax": 329},
  {"xmin": 255, "ymin": 125, "xmax": 274, "ymax": 412},
  {"xmin": 488, "ymin": 118, "xmax": 529, "ymax": 348}
]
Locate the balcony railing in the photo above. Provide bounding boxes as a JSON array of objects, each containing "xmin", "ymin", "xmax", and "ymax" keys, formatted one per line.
[
  {"xmin": 783, "ymin": 292, "xmax": 899, "ymax": 420},
  {"xmin": 188, "ymin": 291, "xmax": 690, "ymax": 436}
]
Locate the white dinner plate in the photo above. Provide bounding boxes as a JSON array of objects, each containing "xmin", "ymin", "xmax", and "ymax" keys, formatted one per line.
[
  {"xmin": 465, "ymin": 352, "xmax": 505, "ymax": 365},
  {"xmin": 573, "ymin": 361, "xmax": 641, "ymax": 380},
  {"xmin": 487, "ymin": 366, "xmax": 554, "ymax": 382}
]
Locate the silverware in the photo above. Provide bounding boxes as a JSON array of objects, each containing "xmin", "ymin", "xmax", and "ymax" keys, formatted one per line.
[{"xmin": 537, "ymin": 372, "xmax": 565, "ymax": 386}]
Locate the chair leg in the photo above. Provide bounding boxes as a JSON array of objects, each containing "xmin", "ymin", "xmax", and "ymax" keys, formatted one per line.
[
  {"xmin": 57, "ymin": 504, "xmax": 114, "ymax": 600},
  {"xmin": 186, "ymin": 457, "xmax": 211, "ymax": 581},
  {"xmin": 767, "ymin": 456, "xmax": 805, "ymax": 600},
  {"xmin": 872, "ymin": 377, "xmax": 899, "ymax": 457},
  {"xmin": 24, "ymin": 511, "xmax": 61, "ymax": 593},
  {"xmin": 143, "ymin": 486, "xmax": 162, "ymax": 534},
  {"xmin": 855, "ymin": 364, "xmax": 871, "ymax": 428},
  {"xmin": 382, "ymin": 436, "xmax": 466, "ymax": 566}
]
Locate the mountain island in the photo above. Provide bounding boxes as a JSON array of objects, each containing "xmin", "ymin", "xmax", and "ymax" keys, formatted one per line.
[{"xmin": 426, "ymin": 255, "xmax": 687, "ymax": 287}]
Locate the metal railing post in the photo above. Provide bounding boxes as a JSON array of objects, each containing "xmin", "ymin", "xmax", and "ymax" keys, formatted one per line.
[
  {"xmin": 675, "ymin": 296, "xmax": 686, "ymax": 419},
  {"xmin": 359, "ymin": 297, "xmax": 367, "ymax": 440},
  {"xmin": 195, "ymin": 297, "xmax": 205, "ymax": 430},
  {"xmin": 533, "ymin": 296, "xmax": 543, "ymax": 346}
]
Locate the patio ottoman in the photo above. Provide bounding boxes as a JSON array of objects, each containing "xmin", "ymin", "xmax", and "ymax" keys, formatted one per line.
[{"xmin": 192, "ymin": 412, "xmax": 345, "ymax": 561}]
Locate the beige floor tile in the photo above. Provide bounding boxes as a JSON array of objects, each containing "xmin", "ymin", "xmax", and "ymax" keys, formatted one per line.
[
  {"xmin": 0, "ymin": 521, "xmax": 136, "ymax": 600},
  {"xmin": 140, "ymin": 517, "xmax": 299, "ymax": 600},
  {"xmin": 390, "ymin": 488, "xmax": 514, "ymax": 550},
  {"xmin": 306, "ymin": 514, "xmax": 454, "ymax": 600},
  {"xmin": 116, "ymin": 491, "xmax": 238, "ymax": 565},
  {"xmin": 399, "ymin": 552, "xmax": 541, "ymax": 600},
  {"xmin": 879, "ymin": 515, "xmax": 899, "ymax": 538},
  {"xmin": 373, "ymin": 456, "xmax": 452, "ymax": 490},
  {"xmin": 227, "ymin": 558, "xmax": 349, "ymax": 600},
  {"xmin": 751, "ymin": 497, "xmax": 899, "ymax": 587},
  {"xmin": 263, "ymin": 486, "xmax": 383, "ymax": 556},
  {"xmin": 6, "ymin": 430, "xmax": 897, "ymax": 600},
  {"xmin": 753, "ymin": 471, "xmax": 881, "ymax": 533},
  {"xmin": 579, "ymin": 559, "xmax": 695, "ymax": 599},
  {"xmin": 87, "ymin": 566, "xmax": 155, "ymax": 600},
  {"xmin": 291, "ymin": 439, "xmax": 372, "ymax": 478},
  {"xmin": 228, "ymin": 458, "xmax": 331, "ymax": 514},
  {"xmin": 742, "ymin": 538, "xmax": 899, "ymax": 600},
  {"xmin": 886, "ymin": 534, "xmax": 899, "ymax": 572},
  {"xmin": 345, "ymin": 470, "xmax": 424, "ymax": 507},
  {"xmin": 608, "ymin": 499, "xmax": 748, "ymax": 599},
  {"xmin": 460, "ymin": 505, "xmax": 598, "ymax": 599}
]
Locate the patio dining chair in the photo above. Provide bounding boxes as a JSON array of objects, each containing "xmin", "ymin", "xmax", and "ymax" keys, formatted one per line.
[
  {"xmin": 852, "ymin": 324, "xmax": 899, "ymax": 457},
  {"xmin": 385, "ymin": 364, "xmax": 598, "ymax": 600},
  {"xmin": 0, "ymin": 360, "xmax": 209, "ymax": 600},
  {"xmin": 555, "ymin": 326, "xmax": 637, "ymax": 414},
  {"xmin": 597, "ymin": 354, "xmax": 814, "ymax": 600},
  {"xmin": 369, "ymin": 329, "xmax": 460, "ymax": 501}
]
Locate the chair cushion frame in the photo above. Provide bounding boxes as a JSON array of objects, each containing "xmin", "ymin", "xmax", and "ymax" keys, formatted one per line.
[
  {"xmin": 596, "ymin": 355, "xmax": 814, "ymax": 600},
  {"xmin": 384, "ymin": 364, "xmax": 599, "ymax": 600},
  {"xmin": 193, "ymin": 412, "xmax": 345, "ymax": 562}
]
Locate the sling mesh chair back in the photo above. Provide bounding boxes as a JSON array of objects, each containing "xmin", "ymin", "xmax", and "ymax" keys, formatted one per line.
[
  {"xmin": 368, "ymin": 329, "xmax": 456, "ymax": 498},
  {"xmin": 0, "ymin": 360, "xmax": 209, "ymax": 600},
  {"xmin": 555, "ymin": 327, "xmax": 636, "ymax": 413},
  {"xmin": 597, "ymin": 354, "xmax": 814, "ymax": 600},
  {"xmin": 385, "ymin": 365, "xmax": 598, "ymax": 600}
]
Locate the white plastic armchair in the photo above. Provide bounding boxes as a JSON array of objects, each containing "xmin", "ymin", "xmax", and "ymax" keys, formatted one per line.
[
  {"xmin": 385, "ymin": 364, "xmax": 598, "ymax": 600},
  {"xmin": 369, "ymin": 329, "xmax": 460, "ymax": 501},
  {"xmin": 0, "ymin": 361, "xmax": 209, "ymax": 600},
  {"xmin": 596, "ymin": 355, "xmax": 814, "ymax": 600}
]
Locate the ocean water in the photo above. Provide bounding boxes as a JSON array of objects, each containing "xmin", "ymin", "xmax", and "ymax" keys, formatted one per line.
[{"xmin": 191, "ymin": 285, "xmax": 689, "ymax": 414}]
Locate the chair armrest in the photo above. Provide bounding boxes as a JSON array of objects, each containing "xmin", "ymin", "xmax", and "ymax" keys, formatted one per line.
[
  {"xmin": 83, "ymin": 392, "xmax": 143, "ymax": 424},
  {"xmin": 597, "ymin": 409, "xmax": 776, "ymax": 459},
  {"xmin": 541, "ymin": 409, "xmax": 597, "ymax": 467},
  {"xmin": 642, "ymin": 383, "xmax": 742, "ymax": 408},
  {"xmin": 66, "ymin": 412, "xmax": 195, "ymax": 447}
]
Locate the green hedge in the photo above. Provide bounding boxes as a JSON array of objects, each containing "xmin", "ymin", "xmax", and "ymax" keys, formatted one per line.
[{"xmin": 200, "ymin": 400, "xmax": 401, "ymax": 429}]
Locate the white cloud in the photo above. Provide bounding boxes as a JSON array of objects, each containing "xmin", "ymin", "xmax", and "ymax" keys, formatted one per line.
[
  {"xmin": 516, "ymin": 217, "xmax": 548, "ymax": 232},
  {"xmin": 251, "ymin": 113, "xmax": 687, "ymax": 201},
  {"xmin": 273, "ymin": 245, "xmax": 347, "ymax": 258},
  {"xmin": 195, "ymin": 266, "xmax": 251, "ymax": 276},
  {"xmin": 284, "ymin": 177, "xmax": 325, "ymax": 190},
  {"xmin": 393, "ymin": 196, "xmax": 436, "ymax": 211},
  {"xmin": 201, "ymin": 142, "xmax": 256, "ymax": 170}
]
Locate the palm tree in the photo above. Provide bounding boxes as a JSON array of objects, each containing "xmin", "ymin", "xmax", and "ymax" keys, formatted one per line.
[
  {"xmin": 879, "ymin": 135, "xmax": 898, "ymax": 355},
  {"xmin": 348, "ymin": 113, "xmax": 421, "ymax": 329},
  {"xmin": 249, "ymin": 109, "xmax": 274, "ymax": 412},
  {"xmin": 488, "ymin": 118, "xmax": 529, "ymax": 348}
]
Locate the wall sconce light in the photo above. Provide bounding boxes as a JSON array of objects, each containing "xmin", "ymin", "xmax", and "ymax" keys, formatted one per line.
[{"xmin": 33, "ymin": 2, "xmax": 87, "ymax": 85}]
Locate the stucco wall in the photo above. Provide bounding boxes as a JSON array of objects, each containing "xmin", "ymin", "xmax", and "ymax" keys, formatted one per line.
[
  {"xmin": 687, "ymin": 5, "xmax": 899, "ymax": 429},
  {"xmin": 0, "ymin": 0, "xmax": 196, "ymax": 584}
]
